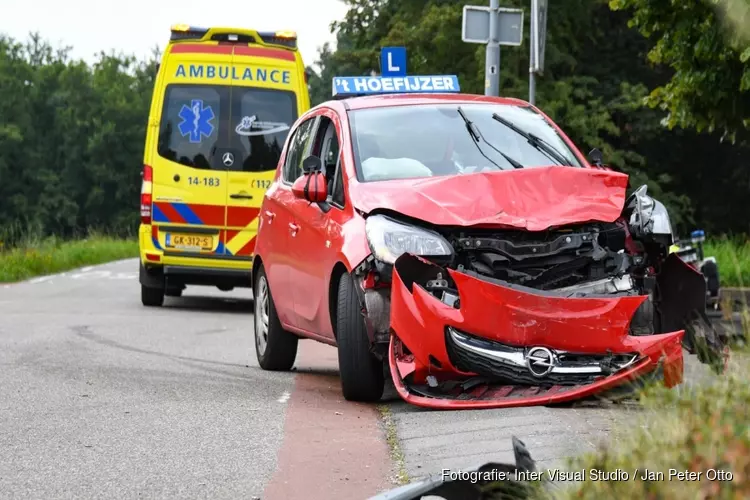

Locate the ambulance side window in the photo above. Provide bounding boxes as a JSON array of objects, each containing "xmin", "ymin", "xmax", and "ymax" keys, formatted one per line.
[{"xmin": 283, "ymin": 118, "xmax": 316, "ymax": 183}]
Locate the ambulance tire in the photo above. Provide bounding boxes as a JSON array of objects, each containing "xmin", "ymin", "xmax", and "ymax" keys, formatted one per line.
[
  {"xmin": 336, "ymin": 273, "xmax": 385, "ymax": 402},
  {"xmin": 141, "ymin": 284, "xmax": 164, "ymax": 307},
  {"xmin": 254, "ymin": 265, "xmax": 298, "ymax": 371}
]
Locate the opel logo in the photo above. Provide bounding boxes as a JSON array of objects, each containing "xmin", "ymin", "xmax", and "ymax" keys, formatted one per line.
[
  {"xmin": 222, "ymin": 152, "xmax": 234, "ymax": 167},
  {"xmin": 526, "ymin": 347, "xmax": 555, "ymax": 377}
]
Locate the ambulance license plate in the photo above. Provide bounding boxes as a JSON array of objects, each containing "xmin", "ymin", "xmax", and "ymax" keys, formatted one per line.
[{"xmin": 165, "ymin": 233, "xmax": 213, "ymax": 251}]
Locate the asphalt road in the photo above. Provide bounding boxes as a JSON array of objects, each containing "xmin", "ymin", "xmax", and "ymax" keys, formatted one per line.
[
  {"xmin": 0, "ymin": 258, "xmax": 723, "ymax": 498},
  {"xmin": 0, "ymin": 260, "xmax": 295, "ymax": 499}
]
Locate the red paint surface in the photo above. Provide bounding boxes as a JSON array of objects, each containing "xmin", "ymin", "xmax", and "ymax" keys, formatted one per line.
[
  {"xmin": 387, "ymin": 256, "xmax": 685, "ymax": 408},
  {"xmin": 227, "ymin": 206, "xmax": 260, "ymax": 228},
  {"xmin": 170, "ymin": 44, "xmax": 295, "ymax": 62},
  {"xmin": 236, "ymin": 236, "xmax": 256, "ymax": 256},
  {"xmin": 234, "ymin": 45, "xmax": 296, "ymax": 62},
  {"xmin": 153, "ymin": 202, "xmax": 186, "ymax": 224},
  {"xmin": 349, "ymin": 166, "xmax": 629, "ymax": 231},
  {"xmin": 388, "ymin": 335, "xmax": 683, "ymax": 410},
  {"xmin": 188, "ymin": 204, "xmax": 225, "ymax": 226},
  {"xmin": 171, "ymin": 44, "xmax": 233, "ymax": 55},
  {"xmin": 263, "ymin": 342, "xmax": 392, "ymax": 500}
]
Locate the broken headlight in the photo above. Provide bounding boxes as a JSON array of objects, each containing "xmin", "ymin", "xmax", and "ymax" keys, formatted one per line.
[
  {"xmin": 365, "ymin": 214, "xmax": 453, "ymax": 264},
  {"xmin": 626, "ymin": 185, "xmax": 673, "ymax": 245}
]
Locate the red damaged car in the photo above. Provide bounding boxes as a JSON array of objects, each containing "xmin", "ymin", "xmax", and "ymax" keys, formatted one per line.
[{"xmin": 251, "ymin": 76, "xmax": 724, "ymax": 409}]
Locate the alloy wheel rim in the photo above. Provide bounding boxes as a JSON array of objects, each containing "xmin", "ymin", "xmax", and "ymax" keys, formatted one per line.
[{"xmin": 255, "ymin": 276, "xmax": 270, "ymax": 355}]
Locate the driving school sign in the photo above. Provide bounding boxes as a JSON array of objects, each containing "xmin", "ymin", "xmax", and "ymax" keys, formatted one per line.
[{"xmin": 332, "ymin": 75, "xmax": 460, "ymax": 97}]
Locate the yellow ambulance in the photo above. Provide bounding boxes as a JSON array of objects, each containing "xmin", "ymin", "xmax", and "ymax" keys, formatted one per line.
[{"xmin": 139, "ymin": 24, "xmax": 311, "ymax": 306}]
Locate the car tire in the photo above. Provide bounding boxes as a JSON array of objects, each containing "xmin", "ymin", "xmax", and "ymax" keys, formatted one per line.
[
  {"xmin": 336, "ymin": 273, "xmax": 385, "ymax": 402},
  {"xmin": 254, "ymin": 265, "xmax": 298, "ymax": 371},
  {"xmin": 141, "ymin": 285, "xmax": 164, "ymax": 307}
]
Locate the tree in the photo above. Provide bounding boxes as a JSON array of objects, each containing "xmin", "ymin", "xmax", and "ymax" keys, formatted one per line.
[{"xmin": 611, "ymin": 0, "xmax": 750, "ymax": 143}]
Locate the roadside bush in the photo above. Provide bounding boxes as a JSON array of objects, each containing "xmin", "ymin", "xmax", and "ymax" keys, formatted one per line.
[
  {"xmin": 0, "ymin": 235, "xmax": 137, "ymax": 282},
  {"xmin": 556, "ymin": 355, "xmax": 750, "ymax": 499}
]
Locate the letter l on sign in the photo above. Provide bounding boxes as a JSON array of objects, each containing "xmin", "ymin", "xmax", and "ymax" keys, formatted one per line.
[{"xmin": 380, "ymin": 47, "xmax": 407, "ymax": 77}]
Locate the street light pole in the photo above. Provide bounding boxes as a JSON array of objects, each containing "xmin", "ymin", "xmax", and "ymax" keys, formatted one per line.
[{"xmin": 485, "ymin": 0, "xmax": 500, "ymax": 96}]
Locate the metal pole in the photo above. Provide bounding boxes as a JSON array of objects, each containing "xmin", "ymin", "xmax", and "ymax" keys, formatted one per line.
[
  {"xmin": 529, "ymin": 69, "xmax": 536, "ymax": 105},
  {"xmin": 485, "ymin": 0, "xmax": 500, "ymax": 96}
]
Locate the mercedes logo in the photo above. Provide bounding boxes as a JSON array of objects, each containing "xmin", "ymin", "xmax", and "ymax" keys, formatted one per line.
[
  {"xmin": 222, "ymin": 152, "xmax": 234, "ymax": 167},
  {"xmin": 526, "ymin": 347, "xmax": 555, "ymax": 377}
]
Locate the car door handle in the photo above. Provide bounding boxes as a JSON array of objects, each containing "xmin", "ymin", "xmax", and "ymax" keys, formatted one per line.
[{"xmin": 230, "ymin": 193, "xmax": 254, "ymax": 199}]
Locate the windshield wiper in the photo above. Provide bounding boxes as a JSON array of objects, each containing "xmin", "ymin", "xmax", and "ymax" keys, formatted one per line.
[
  {"xmin": 457, "ymin": 107, "xmax": 524, "ymax": 169},
  {"xmin": 491, "ymin": 112, "xmax": 573, "ymax": 167}
]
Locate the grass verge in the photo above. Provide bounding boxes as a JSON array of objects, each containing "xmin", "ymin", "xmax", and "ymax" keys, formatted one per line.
[
  {"xmin": 377, "ymin": 405, "xmax": 410, "ymax": 486},
  {"xmin": 0, "ymin": 236, "xmax": 138, "ymax": 283},
  {"xmin": 705, "ymin": 237, "xmax": 750, "ymax": 287},
  {"xmin": 554, "ymin": 353, "xmax": 750, "ymax": 499}
]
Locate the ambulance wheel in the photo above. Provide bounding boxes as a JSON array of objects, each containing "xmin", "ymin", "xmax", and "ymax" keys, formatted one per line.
[
  {"xmin": 141, "ymin": 285, "xmax": 164, "ymax": 307},
  {"xmin": 336, "ymin": 273, "xmax": 385, "ymax": 402},
  {"xmin": 254, "ymin": 265, "xmax": 298, "ymax": 371}
]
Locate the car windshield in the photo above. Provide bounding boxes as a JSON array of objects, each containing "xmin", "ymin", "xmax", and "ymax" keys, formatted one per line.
[
  {"xmin": 348, "ymin": 103, "xmax": 583, "ymax": 182},
  {"xmin": 157, "ymin": 84, "xmax": 297, "ymax": 172}
]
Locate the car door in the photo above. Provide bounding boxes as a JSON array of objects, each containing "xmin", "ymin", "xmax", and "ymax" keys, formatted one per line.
[
  {"xmin": 150, "ymin": 83, "xmax": 230, "ymax": 259},
  {"xmin": 222, "ymin": 47, "xmax": 300, "ymax": 260},
  {"xmin": 260, "ymin": 116, "xmax": 319, "ymax": 328},
  {"xmin": 287, "ymin": 113, "xmax": 342, "ymax": 336}
]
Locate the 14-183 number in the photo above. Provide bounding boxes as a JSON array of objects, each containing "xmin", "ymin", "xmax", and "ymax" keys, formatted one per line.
[{"xmin": 188, "ymin": 176, "xmax": 220, "ymax": 187}]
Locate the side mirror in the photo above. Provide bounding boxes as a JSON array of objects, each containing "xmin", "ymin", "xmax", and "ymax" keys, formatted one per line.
[
  {"xmin": 588, "ymin": 148, "xmax": 603, "ymax": 167},
  {"xmin": 292, "ymin": 171, "xmax": 328, "ymax": 203},
  {"xmin": 302, "ymin": 154, "xmax": 324, "ymax": 174}
]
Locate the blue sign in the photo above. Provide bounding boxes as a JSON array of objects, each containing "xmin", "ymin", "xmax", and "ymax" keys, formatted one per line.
[
  {"xmin": 332, "ymin": 75, "xmax": 460, "ymax": 97},
  {"xmin": 177, "ymin": 99, "xmax": 215, "ymax": 144},
  {"xmin": 380, "ymin": 47, "xmax": 407, "ymax": 77}
]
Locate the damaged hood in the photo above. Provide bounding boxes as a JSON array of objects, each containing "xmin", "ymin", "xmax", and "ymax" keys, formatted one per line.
[{"xmin": 350, "ymin": 166, "xmax": 629, "ymax": 231}]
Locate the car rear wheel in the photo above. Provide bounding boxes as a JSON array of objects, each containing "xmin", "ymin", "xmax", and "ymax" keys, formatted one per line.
[
  {"xmin": 254, "ymin": 265, "xmax": 298, "ymax": 371},
  {"xmin": 336, "ymin": 273, "xmax": 385, "ymax": 402},
  {"xmin": 141, "ymin": 285, "xmax": 164, "ymax": 307}
]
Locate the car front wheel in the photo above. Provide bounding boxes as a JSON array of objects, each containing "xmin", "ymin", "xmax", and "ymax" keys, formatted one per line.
[
  {"xmin": 254, "ymin": 265, "xmax": 298, "ymax": 371},
  {"xmin": 336, "ymin": 273, "xmax": 385, "ymax": 402}
]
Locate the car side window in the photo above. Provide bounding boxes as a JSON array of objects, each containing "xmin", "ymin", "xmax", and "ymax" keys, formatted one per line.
[
  {"xmin": 283, "ymin": 118, "xmax": 317, "ymax": 183},
  {"xmin": 331, "ymin": 157, "xmax": 345, "ymax": 207},
  {"xmin": 312, "ymin": 116, "xmax": 345, "ymax": 207}
]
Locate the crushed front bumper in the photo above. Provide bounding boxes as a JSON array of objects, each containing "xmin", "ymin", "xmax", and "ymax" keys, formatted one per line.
[{"xmin": 388, "ymin": 254, "xmax": 685, "ymax": 410}]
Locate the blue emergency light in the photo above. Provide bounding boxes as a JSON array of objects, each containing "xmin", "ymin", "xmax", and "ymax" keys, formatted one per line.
[
  {"xmin": 691, "ymin": 229, "xmax": 706, "ymax": 243},
  {"xmin": 331, "ymin": 75, "xmax": 461, "ymax": 98}
]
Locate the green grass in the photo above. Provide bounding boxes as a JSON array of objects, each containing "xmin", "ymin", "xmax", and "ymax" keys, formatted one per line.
[
  {"xmin": 0, "ymin": 235, "xmax": 138, "ymax": 283},
  {"xmin": 705, "ymin": 237, "xmax": 750, "ymax": 288},
  {"xmin": 377, "ymin": 404, "xmax": 410, "ymax": 486},
  {"xmin": 555, "ymin": 354, "xmax": 750, "ymax": 499}
]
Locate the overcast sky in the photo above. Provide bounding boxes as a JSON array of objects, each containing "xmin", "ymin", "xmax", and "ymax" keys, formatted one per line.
[{"xmin": 0, "ymin": 0, "xmax": 349, "ymax": 67}]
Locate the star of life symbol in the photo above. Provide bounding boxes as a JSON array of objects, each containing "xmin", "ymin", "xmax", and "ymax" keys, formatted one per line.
[
  {"xmin": 178, "ymin": 99, "xmax": 215, "ymax": 143},
  {"xmin": 235, "ymin": 115, "xmax": 290, "ymax": 136}
]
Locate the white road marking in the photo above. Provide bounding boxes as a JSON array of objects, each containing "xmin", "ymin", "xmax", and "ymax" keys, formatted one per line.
[{"xmin": 277, "ymin": 391, "xmax": 291, "ymax": 404}]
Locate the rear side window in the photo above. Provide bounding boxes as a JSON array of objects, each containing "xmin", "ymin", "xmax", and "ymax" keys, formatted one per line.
[
  {"xmin": 236, "ymin": 89, "xmax": 296, "ymax": 171},
  {"xmin": 157, "ymin": 86, "xmax": 220, "ymax": 170},
  {"xmin": 157, "ymin": 84, "xmax": 297, "ymax": 172}
]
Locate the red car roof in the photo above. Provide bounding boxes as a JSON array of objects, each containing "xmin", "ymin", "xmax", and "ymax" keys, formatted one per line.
[{"xmin": 336, "ymin": 93, "xmax": 530, "ymax": 110}]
